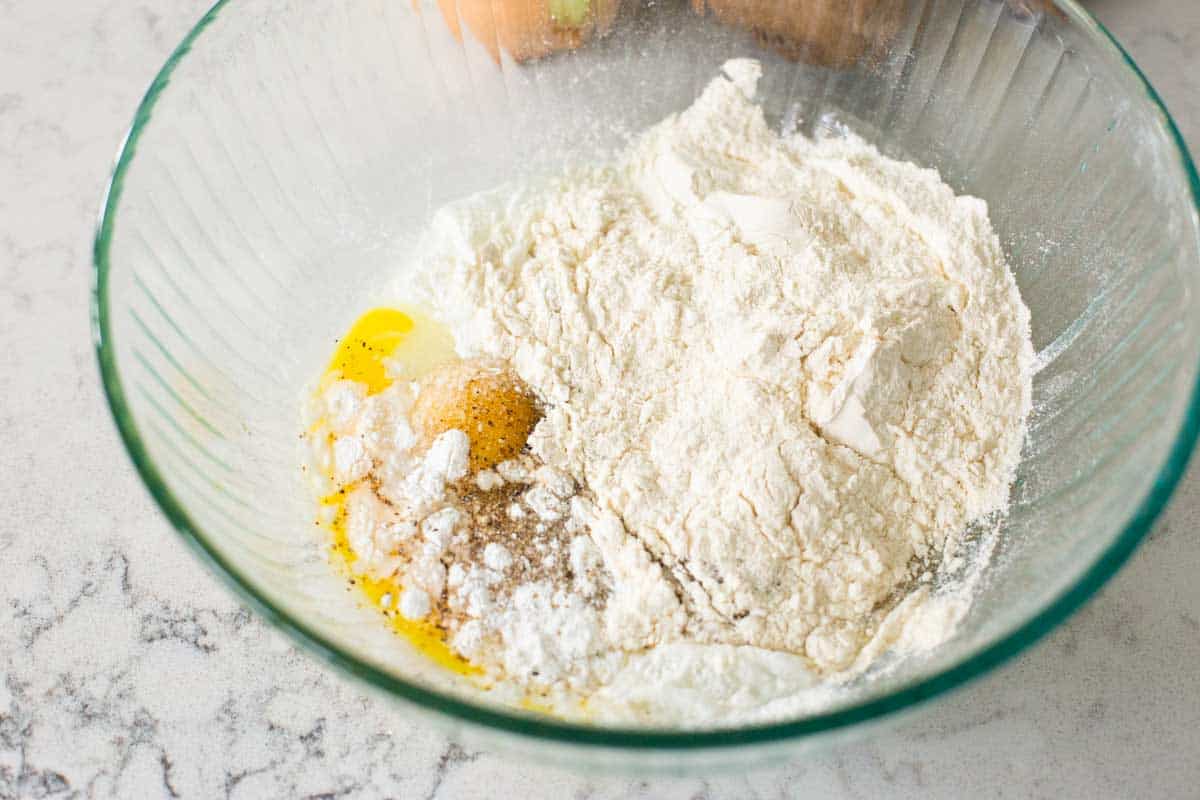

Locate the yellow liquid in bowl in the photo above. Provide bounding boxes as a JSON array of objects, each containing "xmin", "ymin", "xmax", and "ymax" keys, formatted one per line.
[{"xmin": 316, "ymin": 308, "xmax": 478, "ymax": 677}]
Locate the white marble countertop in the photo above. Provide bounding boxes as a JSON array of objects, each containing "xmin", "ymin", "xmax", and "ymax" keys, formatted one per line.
[{"xmin": 2, "ymin": 1, "xmax": 1198, "ymax": 797}]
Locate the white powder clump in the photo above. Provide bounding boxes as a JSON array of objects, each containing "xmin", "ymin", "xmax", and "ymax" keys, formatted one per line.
[
  {"xmin": 398, "ymin": 587, "xmax": 432, "ymax": 621},
  {"xmin": 413, "ymin": 59, "xmax": 1033, "ymax": 676},
  {"xmin": 308, "ymin": 372, "xmax": 613, "ymax": 687},
  {"xmin": 482, "ymin": 542, "xmax": 513, "ymax": 571}
]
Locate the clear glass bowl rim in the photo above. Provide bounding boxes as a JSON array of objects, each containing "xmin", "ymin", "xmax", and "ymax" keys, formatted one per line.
[{"xmin": 91, "ymin": 0, "xmax": 1200, "ymax": 751}]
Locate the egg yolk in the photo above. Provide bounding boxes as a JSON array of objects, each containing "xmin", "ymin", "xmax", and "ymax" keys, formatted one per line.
[
  {"xmin": 325, "ymin": 306, "xmax": 456, "ymax": 393},
  {"xmin": 410, "ymin": 358, "xmax": 541, "ymax": 472}
]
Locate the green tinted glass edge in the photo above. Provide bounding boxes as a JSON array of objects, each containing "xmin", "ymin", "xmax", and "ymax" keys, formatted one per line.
[{"xmin": 92, "ymin": 0, "xmax": 1200, "ymax": 751}]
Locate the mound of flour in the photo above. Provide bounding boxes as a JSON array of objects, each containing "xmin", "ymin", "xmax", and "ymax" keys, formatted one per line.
[{"xmin": 402, "ymin": 59, "xmax": 1032, "ymax": 703}]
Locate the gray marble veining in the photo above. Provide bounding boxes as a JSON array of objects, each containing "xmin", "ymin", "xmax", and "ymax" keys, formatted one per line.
[{"xmin": 1, "ymin": 1, "xmax": 1198, "ymax": 797}]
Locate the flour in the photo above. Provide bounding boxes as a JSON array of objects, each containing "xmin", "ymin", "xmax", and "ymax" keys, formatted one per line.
[
  {"xmin": 415, "ymin": 58, "xmax": 1032, "ymax": 669},
  {"xmin": 310, "ymin": 59, "xmax": 1033, "ymax": 723}
]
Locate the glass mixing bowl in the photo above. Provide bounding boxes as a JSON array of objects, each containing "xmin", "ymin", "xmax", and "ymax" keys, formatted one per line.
[{"xmin": 93, "ymin": 0, "xmax": 1200, "ymax": 772}]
